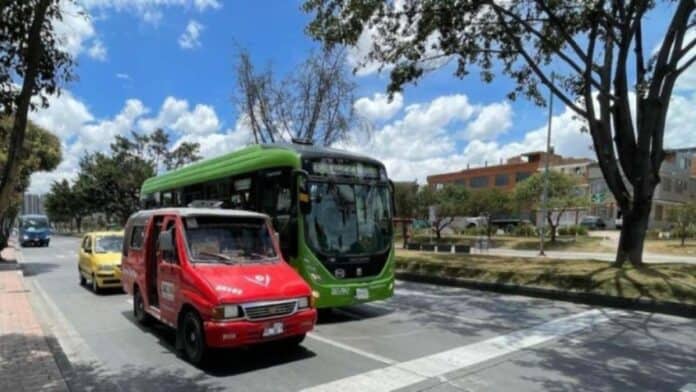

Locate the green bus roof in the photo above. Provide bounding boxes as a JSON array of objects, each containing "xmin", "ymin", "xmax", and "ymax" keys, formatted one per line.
[{"xmin": 140, "ymin": 143, "xmax": 383, "ymax": 195}]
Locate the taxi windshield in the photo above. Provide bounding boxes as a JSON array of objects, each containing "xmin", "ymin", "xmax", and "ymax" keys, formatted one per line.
[
  {"xmin": 183, "ymin": 216, "xmax": 278, "ymax": 264},
  {"xmin": 95, "ymin": 236, "xmax": 123, "ymax": 253}
]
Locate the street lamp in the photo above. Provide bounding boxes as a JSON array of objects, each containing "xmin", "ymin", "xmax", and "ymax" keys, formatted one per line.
[{"xmin": 539, "ymin": 73, "xmax": 555, "ymax": 256}]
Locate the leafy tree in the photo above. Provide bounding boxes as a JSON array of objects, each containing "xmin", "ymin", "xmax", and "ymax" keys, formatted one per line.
[
  {"xmin": 515, "ymin": 172, "xmax": 588, "ymax": 243},
  {"xmin": 468, "ymin": 188, "xmax": 513, "ymax": 238},
  {"xmin": 235, "ymin": 46, "xmax": 359, "ymax": 146},
  {"xmin": 44, "ymin": 179, "xmax": 90, "ymax": 232},
  {"xmin": 416, "ymin": 184, "xmax": 470, "ymax": 240},
  {"xmin": 667, "ymin": 202, "xmax": 696, "ymax": 246},
  {"xmin": 304, "ymin": 0, "xmax": 695, "ymax": 267},
  {"xmin": 393, "ymin": 181, "xmax": 418, "ymax": 218},
  {"xmin": 0, "ymin": 0, "xmax": 75, "ymax": 219},
  {"xmin": 0, "ymin": 117, "xmax": 61, "ymax": 248}
]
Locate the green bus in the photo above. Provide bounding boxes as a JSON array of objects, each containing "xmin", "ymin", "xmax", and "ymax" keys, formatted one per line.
[{"xmin": 140, "ymin": 143, "xmax": 395, "ymax": 308}]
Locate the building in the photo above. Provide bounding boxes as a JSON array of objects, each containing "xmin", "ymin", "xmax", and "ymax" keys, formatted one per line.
[
  {"xmin": 427, "ymin": 151, "xmax": 592, "ymax": 192},
  {"xmin": 21, "ymin": 193, "xmax": 46, "ymax": 216},
  {"xmin": 588, "ymin": 147, "xmax": 696, "ymax": 229}
]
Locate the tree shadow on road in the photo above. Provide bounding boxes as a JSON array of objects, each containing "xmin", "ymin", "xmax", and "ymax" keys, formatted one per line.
[
  {"xmin": 20, "ymin": 262, "xmax": 60, "ymax": 277},
  {"xmin": 510, "ymin": 311, "xmax": 696, "ymax": 391},
  {"xmin": 0, "ymin": 333, "xmax": 222, "ymax": 392}
]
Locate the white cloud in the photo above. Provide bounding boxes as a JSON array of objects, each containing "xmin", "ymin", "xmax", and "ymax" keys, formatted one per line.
[
  {"xmin": 463, "ymin": 101, "xmax": 513, "ymax": 141},
  {"xmin": 193, "ymin": 0, "xmax": 221, "ymax": 11},
  {"xmin": 354, "ymin": 92, "xmax": 403, "ymax": 121},
  {"xmin": 116, "ymin": 73, "xmax": 131, "ymax": 80},
  {"xmin": 138, "ymin": 96, "xmax": 219, "ymax": 134},
  {"xmin": 178, "ymin": 20, "xmax": 204, "ymax": 49},
  {"xmin": 87, "ymin": 39, "xmax": 108, "ymax": 61},
  {"xmin": 174, "ymin": 116, "xmax": 251, "ymax": 159},
  {"xmin": 30, "ymin": 91, "xmax": 94, "ymax": 139},
  {"xmin": 54, "ymin": 0, "xmax": 96, "ymax": 58}
]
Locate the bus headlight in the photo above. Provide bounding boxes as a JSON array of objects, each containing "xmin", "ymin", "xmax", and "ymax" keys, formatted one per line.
[{"xmin": 212, "ymin": 305, "xmax": 240, "ymax": 320}]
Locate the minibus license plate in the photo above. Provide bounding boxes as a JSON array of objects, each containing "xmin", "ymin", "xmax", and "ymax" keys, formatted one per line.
[
  {"xmin": 356, "ymin": 288, "xmax": 369, "ymax": 300},
  {"xmin": 263, "ymin": 322, "xmax": 284, "ymax": 337}
]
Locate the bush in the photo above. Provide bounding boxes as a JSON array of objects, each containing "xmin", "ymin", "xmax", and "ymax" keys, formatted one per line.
[
  {"xmin": 646, "ymin": 229, "xmax": 661, "ymax": 240},
  {"xmin": 512, "ymin": 224, "xmax": 537, "ymax": 237},
  {"xmin": 460, "ymin": 226, "xmax": 488, "ymax": 236},
  {"xmin": 558, "ymin": 225, "xmax": 588, "ymax": 236}
]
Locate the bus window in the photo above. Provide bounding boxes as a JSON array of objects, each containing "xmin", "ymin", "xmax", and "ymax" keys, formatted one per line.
[
  {"xmin": 230, "ymin": 177, "xmax": 255, "ymax": 210},
  {"xmin": 259, "ymin": 169, "xmax": 294, "ymax": 257}
]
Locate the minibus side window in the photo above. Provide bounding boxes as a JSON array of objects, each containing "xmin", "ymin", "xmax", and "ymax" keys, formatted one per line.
[{"xmin": 130, "ymin": 226, "xmax": 145, "ymax": 249}]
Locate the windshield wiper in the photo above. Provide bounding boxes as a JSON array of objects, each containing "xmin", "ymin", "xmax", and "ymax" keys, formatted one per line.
[{"xmin": 198, "ymin": 251, "xmax": 238, "ymax": 265}]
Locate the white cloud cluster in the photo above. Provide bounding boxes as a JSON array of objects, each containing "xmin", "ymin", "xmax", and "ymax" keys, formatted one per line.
[
  {"xmin": 354, "ymin": 92, "xmax": 403, "ymax": 121},
  {"xmin": 82, "ymin": 0, "xmax": 221, "ymax": 21},
  {"xmin": 87, "ymin": 39, "xmax": 108, "ymax": 61},
  {"xmin": 27, "ymin": 92, "xmax": 245, "ymax": 194},
  {"xmin": 178, "ymin": 20, "xmax": 204, "ymax": 49},
  {"xmin": 463, "ymin": 101, "xmax": 513, "ymax": 141}
]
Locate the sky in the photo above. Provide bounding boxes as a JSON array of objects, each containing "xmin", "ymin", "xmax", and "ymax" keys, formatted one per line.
[{"xmin": 27, "ymin": 0, "xmax": 696, "ymax": 194}]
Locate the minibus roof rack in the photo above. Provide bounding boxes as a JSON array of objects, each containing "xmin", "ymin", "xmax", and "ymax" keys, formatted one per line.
[{"xmin": 187, "ymin": 200, "xmax": 224, "ymax": 208}]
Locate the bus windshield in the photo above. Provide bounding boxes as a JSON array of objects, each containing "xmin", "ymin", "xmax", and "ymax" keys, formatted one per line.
[
  {"xmin": 183, "ymin": 216, "xmax": 278, "ymax": 264},
  {"xmin": 304, "ymin": 182, "xmax": 392, "ymax": 256},
  {"xmin": 21, "ymin": 216, "xmax": 49, "ymax": 230}
]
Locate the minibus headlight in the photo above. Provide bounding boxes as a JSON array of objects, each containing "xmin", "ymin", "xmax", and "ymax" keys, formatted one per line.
[
  {"xmin": 212, "ymin": 305, "xmax": 240, "ymax": 320},
  {"xmin": 297, "ymin": 297, "xmax": 310, "ymax": 309}
]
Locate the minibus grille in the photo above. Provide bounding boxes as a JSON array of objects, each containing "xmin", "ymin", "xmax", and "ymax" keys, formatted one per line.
[{"xmin": 243, "ymin": 300, "xmax": 297, "ymax": 320}]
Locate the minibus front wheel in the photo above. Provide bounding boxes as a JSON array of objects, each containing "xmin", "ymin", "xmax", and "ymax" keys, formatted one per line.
[{"xmin": 181, "ymin": 310, "xmax": 207, "ymax": 366}]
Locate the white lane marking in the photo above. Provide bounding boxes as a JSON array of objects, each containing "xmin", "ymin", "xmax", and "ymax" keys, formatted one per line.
[
  {"xmin": 126, "ymin": 298, "xmax": 133, "ymax": 305},
  {"xmin": 302, "ymin": 309, "xmax": 616, "ymax": 392},
  {"xmin": 56, "ymin": 255, "xmax": 66, "ymax": 259},
  {"xmin": 307, "ymin": 333, "xmax": 397, "ymax": 365},
  {"xmin": 681, "ymin": 383, "xmax": 696, "ymax": 392}
]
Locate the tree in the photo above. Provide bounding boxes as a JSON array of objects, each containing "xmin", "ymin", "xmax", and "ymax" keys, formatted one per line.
[
  {"xmin": 304, "ymin": 0, "xmax": 696, "ymax": 267},
  {"xmin": 667, "ymin": 202, "xmax": 696, "ymax": 246},
  {"xmin": 416, "ymin": 184, "xmax": 469, "ymax": 240},
  {"xmin": 0, "ymin": 0, "xmax": 75, "ymax": 219},
  {"xmin": 468, "ymin": 188, "xmax": 513, "ymax": 238},
  {"xmin": 235, "ymin": 46, "xmax": 359, "ymax": 146},
  {"xmin": 44, "ymin": 179, "xmax": 90, "ymax": 232},
  {"xmin": 515, "ymin": 172, "xmax": 588, "ymax": 243},
  {"xmin": 393, "ymin": 181, "xmax": 418, "ymax": 218},
  {"xmin": 0, "ymin": 117, "xmax": 61, "ymax": 248}
]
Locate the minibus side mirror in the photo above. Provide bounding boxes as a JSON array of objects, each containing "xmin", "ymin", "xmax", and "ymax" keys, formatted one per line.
[{"xmin": 158, "ymin": 230, "xmax": 175, "ymax": 253}]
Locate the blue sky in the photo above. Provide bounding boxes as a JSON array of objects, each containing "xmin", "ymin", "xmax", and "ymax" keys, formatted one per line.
[{"xmin": 28, "ymin": 0, "xmax": 696, "ymax": 193}]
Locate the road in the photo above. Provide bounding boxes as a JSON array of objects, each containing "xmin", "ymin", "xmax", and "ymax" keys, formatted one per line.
[{"xmin": 18, "ymin": 235, "xmax": 696, "ymax": 392}]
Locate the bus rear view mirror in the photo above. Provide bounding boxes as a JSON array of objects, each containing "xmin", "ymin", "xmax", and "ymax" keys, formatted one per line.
[{"xmin": 293, "ymin": 169, "xmax": 311, "ymax": 215}]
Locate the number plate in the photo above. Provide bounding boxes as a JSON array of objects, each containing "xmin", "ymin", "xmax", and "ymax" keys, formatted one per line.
[
  {"xmin": 355, "ymin": 288, "xmax": 369, "ymax": 300},
  {"xmin": 262, "ymin": 322, "xmax": 284, "ymax": 337}
]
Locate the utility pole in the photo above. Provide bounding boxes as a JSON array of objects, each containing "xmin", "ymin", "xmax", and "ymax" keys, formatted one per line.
[{"xmin": 539, "ymin": 73, "xmax": 554, "ymax": 256}]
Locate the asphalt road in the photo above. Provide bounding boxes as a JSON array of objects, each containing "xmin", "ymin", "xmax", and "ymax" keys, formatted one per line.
[{"xmin": 18, "ymin": 235, "xmax": 696, "ymax": 392}]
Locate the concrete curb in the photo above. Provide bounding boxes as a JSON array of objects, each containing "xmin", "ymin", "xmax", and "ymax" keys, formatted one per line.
[{"xmin": 396, "ymin": 271, "xmax": 696, "ymax": 319}]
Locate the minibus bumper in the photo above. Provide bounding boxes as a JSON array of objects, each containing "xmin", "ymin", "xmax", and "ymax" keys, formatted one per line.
[{"xmin": 204, "ymin": 308, "xmax": 317, "ymax": 348}]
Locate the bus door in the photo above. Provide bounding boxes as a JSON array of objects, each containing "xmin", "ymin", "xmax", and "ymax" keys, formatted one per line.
[{"xmin": 157, "ymin": 216, "xmax": 181, "ymax": 325}]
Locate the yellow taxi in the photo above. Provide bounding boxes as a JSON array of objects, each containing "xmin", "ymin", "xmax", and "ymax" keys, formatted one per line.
[{"xmin": 78, "ymin": 231, "xmax": 124, "ymax": 293}]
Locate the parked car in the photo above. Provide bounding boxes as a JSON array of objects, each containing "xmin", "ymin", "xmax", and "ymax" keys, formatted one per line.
[
  {"xmin": 580, "ymin": 216, "xmax": 607, "ymax": 230},
  {"xmin": 120, "ymin": 208, "xmax": 317, "ymax": 366},
  {"xmin": 18, "ymin": 214, "xmax": 51, "ymax": 247},
  {"xmin": 78, "ymin": 231, "xmax": 124, "ymax": 293}
]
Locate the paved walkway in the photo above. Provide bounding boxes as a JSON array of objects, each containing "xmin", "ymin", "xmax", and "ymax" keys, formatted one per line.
[{"xmin": 0, "ymin": 246, "xmax": 69, "ymax": 392}]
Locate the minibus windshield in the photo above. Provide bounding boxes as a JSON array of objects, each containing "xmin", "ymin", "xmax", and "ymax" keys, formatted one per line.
[{"xmin": 183, "ymin": 216, "xmax": 278, "ymax": 264}]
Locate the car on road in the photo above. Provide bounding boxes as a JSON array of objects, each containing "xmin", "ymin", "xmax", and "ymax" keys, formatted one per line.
[
  {"xmin": 78, "ymin": 231, "xmax": 124, "ymax": 293},
  {"xmin": 120, "ymin": 208, "xmax": 317, "ymax": 366},
  {"xmin": 18, "ymin": 214, "xmax": 51, "ymax": 247},
  {"xmin": 580, "ymin": 215, "xmax": 607, "ymax": 230}
]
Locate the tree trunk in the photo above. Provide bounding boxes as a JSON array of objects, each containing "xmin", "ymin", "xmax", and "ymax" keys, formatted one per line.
[
  {"xmin": 75, "ymin": 217, "xmax": 82, "ymax": 233},
  {"xmin": 0, "ymin": 0, "xmax": 51, "ymax": 216},
  {"xmin": 614, "ymin": 197, "xmax": 652, "ymax": 267}
]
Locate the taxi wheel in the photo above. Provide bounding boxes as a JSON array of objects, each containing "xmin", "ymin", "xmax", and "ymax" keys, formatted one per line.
[
  {"xmin": 182, "ymin": 311, "xmax": 207, "ymax": 366},
  {"xmin": 79, "ymin": 269, "xmax": 86, "ymax": 286},
  {"xmin": 91, "ymin": 274, "xmax": 101, "ymax": 294}
]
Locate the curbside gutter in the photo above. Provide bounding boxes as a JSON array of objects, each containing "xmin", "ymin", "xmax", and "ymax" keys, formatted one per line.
[{"xmin": 396, "ymin": 271, "xmax": 696, "ymax": 319}]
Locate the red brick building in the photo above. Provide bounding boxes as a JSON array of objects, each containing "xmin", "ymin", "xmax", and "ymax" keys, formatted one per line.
[{"xmin": 427, "ymin": 151, "xmax": 592, "ymax": 192}]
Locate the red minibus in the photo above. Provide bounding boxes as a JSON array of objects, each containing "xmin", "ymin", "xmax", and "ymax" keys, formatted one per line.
[{"xmin": 121, "ymin": 208, "xmax": 317, "ymax": 365}]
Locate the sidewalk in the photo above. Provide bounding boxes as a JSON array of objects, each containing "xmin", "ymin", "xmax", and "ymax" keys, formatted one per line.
[
  {"xmin": 0, "ymin": 246, "xmax": 69, "ymax": 392},
  {"xmin": 479, "ymin": 247, "xmax": 696, "ymax": 264}
]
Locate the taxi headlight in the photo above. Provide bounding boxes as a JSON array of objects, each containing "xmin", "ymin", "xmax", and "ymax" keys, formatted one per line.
[
  {"xmin": 212, "ymin": 305, "xmax": 240, "ymax": 320},
  {"xmin": 297, "ymin": 297, "xmax": 310, "ymax": 309}
]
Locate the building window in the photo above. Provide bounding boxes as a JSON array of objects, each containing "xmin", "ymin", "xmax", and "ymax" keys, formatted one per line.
[
  {"xmin": 654, "ymin": 205, "xmax": 664, "ymax": 221},
  {"xmin": 515, "ymin": 172, "xmax": 532, "ymax": 182},
  {"xmin": 494, "ymin": 174, "xmax": 509, "ymax": 186},
  {"xmin": 435, "ymin": 183, "xmax": 444, "ymax": 190},
  {"xmin": 470, "ymin": 176, "xmax": 489, "ymax": 188},
  {"xmin": 455, "ymin": 180, "xmax": 467, "ymax": 186}
]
